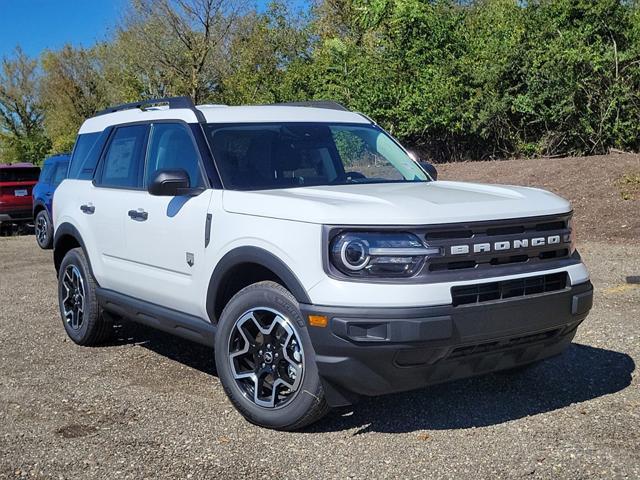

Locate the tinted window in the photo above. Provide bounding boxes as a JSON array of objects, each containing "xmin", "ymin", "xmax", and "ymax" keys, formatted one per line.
[
  {"xmin": 39, "ymin": 164, "xmax": 54, "ymax": 183},
  {"xmin": 52, "ymin": 162, "xmax": 68, "ymax": 186},
  {"xmin": 68, "ymin": 132, "xmax": 100, "ymax": 179},
  {"xmin": 98, "ymin": 125, "xmax": 148, "ymax": 188},
  {"xmin": 206, "ymin": 123, "xmax": 428, "ymax": 191},
  {"xmin": 0, "ymin": 167, "xmax": 41, "ymax": 182},
  {"xmin": 145, "ymin": 123, "xmax": 202, "ymax": 187}
]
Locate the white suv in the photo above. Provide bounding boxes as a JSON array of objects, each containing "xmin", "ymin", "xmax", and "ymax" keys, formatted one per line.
[{"xmin": 53, "ymin": 97, "xmax": 593, "ymax": 430}]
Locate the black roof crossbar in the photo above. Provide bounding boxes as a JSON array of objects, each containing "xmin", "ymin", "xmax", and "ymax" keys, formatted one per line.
[
  {"xmin": 93, "ymin": 96, "xmax": 206, "ymax": 122},
  {"xmin": 263, "ymin": 101, "xmax": 349, "ymax": 111}
]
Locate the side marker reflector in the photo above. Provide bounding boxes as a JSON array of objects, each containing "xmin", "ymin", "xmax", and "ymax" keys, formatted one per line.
[{"xmin": 308, "ymin": 315, "xmax": 328, "ymax": 328}]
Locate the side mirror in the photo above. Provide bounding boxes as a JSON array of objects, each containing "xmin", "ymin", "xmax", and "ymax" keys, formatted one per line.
[
  {"xmin": 408, "ymin": 150, "xmax": 438, "ymax": 181},
  {"xmin": 420, "ymin": 161, "xmax": 438, "ymax": 181},
  {"xmin": 148, "ymin": 169, "xmax": 191, "ymax": 196}
]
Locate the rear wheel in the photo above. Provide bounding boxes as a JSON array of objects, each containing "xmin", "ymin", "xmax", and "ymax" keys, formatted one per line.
[
  {"xmin": 58, "ymin": 247, "xmax": 112, "ymax": 345},
  {"xmin": 35, "ymin": 210, "xmax": 53, "ymax": 249},
  {"xmin": 215, "ymin": 281, "xmax": 329, "ymax": 430}
]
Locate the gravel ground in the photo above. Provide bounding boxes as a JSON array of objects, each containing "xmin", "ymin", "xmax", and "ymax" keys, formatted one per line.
[{"xmin": 0, "ymin": 234, "xmax": 638, "ymax": 479}]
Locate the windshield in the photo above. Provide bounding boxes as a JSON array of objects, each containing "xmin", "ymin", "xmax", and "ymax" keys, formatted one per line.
[{"xmin": 205, "ymin": 123, "xmax": 430, "ymax": 190}]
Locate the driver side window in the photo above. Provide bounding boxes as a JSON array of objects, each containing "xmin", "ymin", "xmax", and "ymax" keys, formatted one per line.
[
  {"xmin": 331, "ymin": 128, "xmax": 404, "ymax": 180},
  {"xmin": 145, "ymin": 123, "xmax": 203, "ymax": 188}
]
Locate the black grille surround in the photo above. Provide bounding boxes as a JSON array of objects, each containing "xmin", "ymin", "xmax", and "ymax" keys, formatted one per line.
[
  {"xmin": 423, "ymin": 212, "xmax": 573, "ymax": 273},
  {"xmin": 323, "ymin": 212, "xmax": 579, "ymax": 284},
  {"xmin": 451, "ymin": 272, "xmax": 569, "ymax": 306}
]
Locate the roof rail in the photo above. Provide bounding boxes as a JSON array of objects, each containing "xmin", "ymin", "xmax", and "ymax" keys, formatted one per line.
[
  {"xmin": 94, "ymin": 96, "xmax": 206, "ymax": 122},
  {"xmin": 265, "ymin": 101, "xmax": 349, "ymax": 111}
]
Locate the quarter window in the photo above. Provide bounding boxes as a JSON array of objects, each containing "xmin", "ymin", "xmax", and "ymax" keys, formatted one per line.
[
  {"xmin": 68, "ymin": 132, "xmax": 100, "ymax": 179},
  {"xmin": 39, "ymin": 164, "xmax": 54, "ymax": 183},
  {"xmin": 52, "ymin": 162, "xmax": 68, "ymax": 186},
  {"xmin": 97, "ymin": 125, "xmax": 148, "ymax": 188}
]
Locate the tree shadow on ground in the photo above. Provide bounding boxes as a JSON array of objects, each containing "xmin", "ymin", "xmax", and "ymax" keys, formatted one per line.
[{"xmin": 109, "ymin": 320, "xmax": 634, "ymax": 434}]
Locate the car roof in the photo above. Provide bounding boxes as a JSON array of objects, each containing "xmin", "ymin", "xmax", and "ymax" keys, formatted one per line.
[
  {"xmin": 78, "ymin": 104, "xmax": 371, "ymax": 134},
  {"xmin": 43, "ymin": 154, "xmax": 71, "ymax": 165}
]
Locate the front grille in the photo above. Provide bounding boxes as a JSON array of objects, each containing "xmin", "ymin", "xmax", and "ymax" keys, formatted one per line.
[
  {"xmin": 448, "ymin": 328, "xmax": 561, "ymax": 358},
  {"xmin": 423, "ymin": 213, "xmax": 573, "ymax": 273},
  {"xmin": 451, "ymin": 272, "xmax": 568, "ymax": 306}
]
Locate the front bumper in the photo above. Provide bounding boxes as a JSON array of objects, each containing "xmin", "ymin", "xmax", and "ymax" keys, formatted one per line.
[{"xmin": 300, "ymin": 281, "xmax": 593, "ymax": 406}]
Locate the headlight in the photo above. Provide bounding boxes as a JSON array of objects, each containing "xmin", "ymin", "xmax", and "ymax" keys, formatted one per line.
[{"xmin": 330, "ymin": 232, "xmax": 442, "ymax": 278}]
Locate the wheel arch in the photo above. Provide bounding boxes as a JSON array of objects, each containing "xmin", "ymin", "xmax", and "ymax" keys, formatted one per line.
[
  {"xmin": 32, "ymin": 200, "xmax": 48, "ymax": 217},
  {"xmin": 206, "ymin": 246, "xmax": 311, "ymax": 323},
  {"xmin": 53, "ymin": 222, "xmax": 92, "ymax": 276}
]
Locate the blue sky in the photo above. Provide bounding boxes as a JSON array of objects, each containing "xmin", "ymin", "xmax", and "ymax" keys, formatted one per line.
[{"xmin": 0, "ymin": 0, "xmax": 309, "ymax": 60}]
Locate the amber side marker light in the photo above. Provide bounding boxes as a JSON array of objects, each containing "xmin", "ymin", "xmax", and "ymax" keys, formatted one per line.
[{"xmin": 308, "ymin": 315, "xmax": 328, "ymax": 328}]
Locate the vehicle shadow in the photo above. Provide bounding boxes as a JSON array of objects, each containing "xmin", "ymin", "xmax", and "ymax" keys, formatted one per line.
[
  {"xmin": 110, "ymin": 321, "xmax": 634, "ymax": 434},
  {"xmin": 309, "ymin": 343, "xmax": 635, "ymax": 434},
  {"xmin": 111, "ymin": 319, "xmax": 217, "ymax": 376},
  {"xmin": 0, "ymin": 223, "xmax": 34, "ymax": 237}
]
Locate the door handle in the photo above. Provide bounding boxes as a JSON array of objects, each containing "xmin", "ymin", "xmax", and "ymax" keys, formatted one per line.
[
  {"xmin": 80, "ymin": 204, "xmax": 95, "ymax": 214},
  {"xmin": 128, "ymin": 209, "xmax": 148, "ymax": 221}
]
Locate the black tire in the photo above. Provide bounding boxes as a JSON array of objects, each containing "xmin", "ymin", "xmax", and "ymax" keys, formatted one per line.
[
  {"xmin": 215, "ymin": 281, "xmax": 329, "ymax": 430},
  {"xmin": 35, "ymin": 210, "xmax": 53, "ymax": 249},
  {"xmin": 58, "ymin": 247, "xmax": 112, "ymax": 345}
]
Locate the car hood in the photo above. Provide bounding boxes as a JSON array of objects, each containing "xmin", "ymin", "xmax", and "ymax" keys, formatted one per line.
[{"xmin": 222, "ymin": 181, "xmax": 571, "ymax": 225}]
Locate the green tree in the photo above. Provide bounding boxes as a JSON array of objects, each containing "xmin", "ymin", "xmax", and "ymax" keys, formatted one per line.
[
  {"xmin": 40, "ymin": 45, "xmax": 109, "ymax": 153},
  {"xmin": 218, "ymin": 1, "xmax": 311, "ymax": 104},
  {"xmin": 0, "ymin": 47, "xmax": 50, "ymax": 164},
  {"xmin": 115, "ymin": 0, "xmax": 248, "ymax": 103}
]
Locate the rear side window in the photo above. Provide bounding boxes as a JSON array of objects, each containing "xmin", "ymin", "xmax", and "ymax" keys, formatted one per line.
[
  {"xmin": 96, "ymin": 125, "xmax": 148, "ymax": 189},
  {"xmin": 0, "ymin": 167, "xmax": 40, "ymax": 182},
  {"xmin": 68, "ymin": 132, "xmax": 100, "ymax": 179},
  {"xmin": 52, "ymin": 162, "xmax": 68, "ymax": 186},
  {"xmin": 39, "ymin": 164, "xmax": 54, "ymax": 183},
  {"xmin": 145, "ymin": 123, "xmax": 202, "ymax": 188}
]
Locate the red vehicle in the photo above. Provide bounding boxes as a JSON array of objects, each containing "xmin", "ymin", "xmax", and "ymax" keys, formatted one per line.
[{"xmin": 0, "ymin": 163, "xmax": 41, "ymax": 227}]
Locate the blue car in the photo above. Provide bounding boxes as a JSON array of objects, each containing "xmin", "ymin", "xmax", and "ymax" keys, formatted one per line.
[{"xmin": 33, "ymin": 154, "xmax": 69, "ymax": 249}]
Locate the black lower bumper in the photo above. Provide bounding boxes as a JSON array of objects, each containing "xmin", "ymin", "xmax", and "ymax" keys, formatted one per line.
[
  {"xmin": 301, "ymin": 281, "xmax": 593, "ymax": 406},
  {"xmin": 0, "ymin": 209, "xmax": 32, "ymax": 223}
]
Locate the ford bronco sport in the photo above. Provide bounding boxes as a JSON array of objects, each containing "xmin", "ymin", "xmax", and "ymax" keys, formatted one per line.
[{"xmin": 52, "ymin": 97, "xmax": 593, "ymax": 430}]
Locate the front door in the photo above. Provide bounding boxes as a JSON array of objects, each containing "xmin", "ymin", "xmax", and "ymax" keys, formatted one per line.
[{"xmin": 121, "ymin": 122, "xmax": 213, "ymax": 317}]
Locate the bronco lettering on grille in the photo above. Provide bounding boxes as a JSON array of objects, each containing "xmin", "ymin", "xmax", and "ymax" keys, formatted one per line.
[{"xmin": 450, "ymin": 234, "xmax": 570, "ymax": 255}]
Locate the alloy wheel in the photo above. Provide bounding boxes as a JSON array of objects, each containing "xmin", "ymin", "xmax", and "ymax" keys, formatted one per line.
[
  {"xmin": 61, "ymin": 265, "xmax": 85, "ymax": 330},
  {"xmin": 228, "ymin": 307, "xmax": 304, "ymax": 409},
  {"xmin": 36, "ymin": 214, "xmax": 48, "ymax": 245}
]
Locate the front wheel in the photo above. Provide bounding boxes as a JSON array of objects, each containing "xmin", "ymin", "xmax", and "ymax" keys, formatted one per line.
[{"xmin": 215, "ymin": 281, "xmax": 329, "ymax": 430}]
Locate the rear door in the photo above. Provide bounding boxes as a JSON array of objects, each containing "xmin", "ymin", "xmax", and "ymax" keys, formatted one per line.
[
  {"xmin": 121, "ymin": 122, "xmax": 213, "ymax": 316},
  {"xmin": 89, "ymin": 123, "xmax": 150, "ymax": 293}
]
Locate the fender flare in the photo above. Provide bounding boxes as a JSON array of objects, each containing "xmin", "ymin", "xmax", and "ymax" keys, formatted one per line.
[
  {"xmin": 206, "ymin": 246, "xmax": 311, "ymax": 322},
  {"xmin": 53, "ymin": 222, "xmax": 92, "ymax": 275},
  {"xmin": 32, "ymin": 200, "xmax": 48, "ymax": 217}
]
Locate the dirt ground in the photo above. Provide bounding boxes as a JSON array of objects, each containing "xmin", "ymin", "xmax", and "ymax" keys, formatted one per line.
[{"xmin": 1, "ymin": 155, "xmax": 639, "ymax": 479}]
